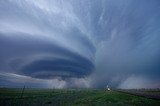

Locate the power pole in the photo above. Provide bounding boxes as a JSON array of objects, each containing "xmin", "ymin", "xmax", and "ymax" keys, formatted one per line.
[{"xmin": 20, "ymin": 85, "xmax": 25, "ymax": 98}]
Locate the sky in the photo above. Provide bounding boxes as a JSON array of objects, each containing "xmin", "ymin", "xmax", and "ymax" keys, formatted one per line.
[{"xmin": 0, "ymin": 0, "xmax": 160, "ymax": 89}]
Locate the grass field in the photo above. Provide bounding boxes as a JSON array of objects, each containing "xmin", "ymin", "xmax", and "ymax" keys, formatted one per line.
[{"xmin": 0, "ymin": 88, "xmax": 160, "ymax": 106}]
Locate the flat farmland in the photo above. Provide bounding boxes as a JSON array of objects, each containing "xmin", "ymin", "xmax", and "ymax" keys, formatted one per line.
[
  {"xmin": 0, "ymin": 88, "xmax": 160, "ymax": 106},
  {"xmin": 117, "ymin": 89, "xmax": 160, "ymax": 100}
]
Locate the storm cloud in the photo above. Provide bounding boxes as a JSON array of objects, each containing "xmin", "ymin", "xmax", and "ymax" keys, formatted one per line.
[
  {"xmin": 0, "ymin": 32, "xmax": 94, "ymax": 79},
  {"xmin": 0, "ymin": 0, "xmax": 160, "ymax": 88}
]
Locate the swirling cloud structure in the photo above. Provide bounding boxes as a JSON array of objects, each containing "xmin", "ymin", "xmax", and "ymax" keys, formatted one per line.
[{"xmin": 0, "ymin": 0, "xmax": 160, "ymax": 88}]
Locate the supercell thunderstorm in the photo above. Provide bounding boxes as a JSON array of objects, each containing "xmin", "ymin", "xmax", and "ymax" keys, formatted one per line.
[{"xmin": 0, "ymin": 0, "xmax": 160, "ymax": 88}]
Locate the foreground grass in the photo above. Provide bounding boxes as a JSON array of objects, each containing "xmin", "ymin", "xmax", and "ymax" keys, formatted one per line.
[{"xmin": 0, "ymin": 88, "xmax": 160, "ymax": 106}]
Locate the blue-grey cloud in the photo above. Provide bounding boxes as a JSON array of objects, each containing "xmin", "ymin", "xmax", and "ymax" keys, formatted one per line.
[
  {"xmin": 0, "ymin": 32, "xmax": 94, "ymax": 78},
  {"xmin": 20, "ymin": 58, "xmax": 93, "ymax": 79},
  {"xmin": 0, "ymin": 0, "xmax": 160, "ymax": 88}
]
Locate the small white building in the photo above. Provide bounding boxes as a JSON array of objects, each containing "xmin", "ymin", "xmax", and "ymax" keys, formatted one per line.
[{"xmin": 106, "ymin": 85, "xmax": 110, "ymax": 91}]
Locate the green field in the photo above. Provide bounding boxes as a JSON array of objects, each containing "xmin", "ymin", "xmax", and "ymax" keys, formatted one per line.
[{"xmin": 0, "ymin": 88, "xmax": 160, "ymax": 106}]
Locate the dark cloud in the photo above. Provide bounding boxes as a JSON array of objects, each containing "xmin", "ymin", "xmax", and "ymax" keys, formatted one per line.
[
  {"xmin": 0, "ymin": 0, "xmax": 160, "ymax": 88},
  {"xmin": 20, "ymin": 58, "xmax": 94, "ymax": 79},
  {"xmin": 0, "ymin": 32, "xmax": 94, "ymax": 79}
]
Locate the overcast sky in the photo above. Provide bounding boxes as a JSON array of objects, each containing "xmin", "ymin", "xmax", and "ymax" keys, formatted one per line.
[{"xmin": 0, "ymin": 0, "xmax": 160, "ymax": 89}]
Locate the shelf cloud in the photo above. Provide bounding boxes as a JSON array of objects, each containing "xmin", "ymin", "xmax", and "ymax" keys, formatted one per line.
[{"xmin": 0, "ymin": 0, "xmax": 160, "ymax": 88}]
